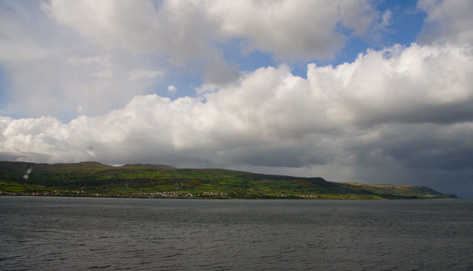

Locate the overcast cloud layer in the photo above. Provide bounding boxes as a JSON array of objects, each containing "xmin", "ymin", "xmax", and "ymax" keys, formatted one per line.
[{"xmin": 1, "ymin": 0, "xmax": 473, "ymax": 197}]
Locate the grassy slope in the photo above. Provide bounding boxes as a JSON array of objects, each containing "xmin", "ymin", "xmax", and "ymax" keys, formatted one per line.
[{"xmin": 0, "ymin": 161, "xmax": 456, "ymax": 199}]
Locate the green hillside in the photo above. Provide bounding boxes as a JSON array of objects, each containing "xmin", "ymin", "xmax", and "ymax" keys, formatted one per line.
[{"xmin": 0, "ymin": 161, "xmax": 456, "ymax": 199}]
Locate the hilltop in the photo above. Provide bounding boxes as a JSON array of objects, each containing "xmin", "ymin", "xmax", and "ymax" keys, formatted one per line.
[{"xmin": 0, "ymin": 161, "xmax": 456, "ymax": 199}]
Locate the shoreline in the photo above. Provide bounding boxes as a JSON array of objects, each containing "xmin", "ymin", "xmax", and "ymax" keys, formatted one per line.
[{"xmin": 0, "ymin": 191, "xmax": 452, "ymax": 200}]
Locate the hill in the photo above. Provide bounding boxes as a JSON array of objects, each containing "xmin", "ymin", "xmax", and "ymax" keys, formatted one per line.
[{"xmin": 0, "ymin": 161, "xmax": 456, "ymax": 199}]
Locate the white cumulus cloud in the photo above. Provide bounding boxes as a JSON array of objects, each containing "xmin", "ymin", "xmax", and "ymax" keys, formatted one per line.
[
  {"xmin": 205, "ymin": 0, "xmax": 379, "ymax": 60},
  {"xmin": 418, "ymin": 0, "xmax": 473, "ymax": 45}
]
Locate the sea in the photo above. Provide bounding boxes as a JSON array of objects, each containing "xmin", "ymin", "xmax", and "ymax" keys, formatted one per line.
[{"xmin": 0, "ymin": 197, "xmax": 472, "ymax": 271}]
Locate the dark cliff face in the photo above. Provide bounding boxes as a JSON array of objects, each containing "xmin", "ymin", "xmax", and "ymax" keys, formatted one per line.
[{"xmin": 0, "ymin": 161, "xmax": 456, "ymax": 199}]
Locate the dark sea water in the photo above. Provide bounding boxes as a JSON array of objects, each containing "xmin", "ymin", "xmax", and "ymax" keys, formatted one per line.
[{"xmin": 1, "ymin": 197, "xmax": 472, "ymax": 271}]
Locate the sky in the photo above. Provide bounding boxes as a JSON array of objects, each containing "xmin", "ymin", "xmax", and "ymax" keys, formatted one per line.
[{"xmin": 1, "ymin": 0, "xmax": 473, "ymax": 198}]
